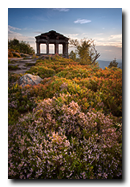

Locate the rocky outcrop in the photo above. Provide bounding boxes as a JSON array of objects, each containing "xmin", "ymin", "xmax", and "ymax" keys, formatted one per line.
[{"xmin": 18, "ymin": 74, "xmax": 43, "ymax": 87}]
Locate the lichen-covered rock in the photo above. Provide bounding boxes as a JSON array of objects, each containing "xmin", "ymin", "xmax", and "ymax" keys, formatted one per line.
[{"xmin": 18, "ymin": 74, "xmax": 43, "ymax": 87}]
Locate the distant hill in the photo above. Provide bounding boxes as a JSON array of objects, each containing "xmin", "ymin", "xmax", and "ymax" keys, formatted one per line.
[{"xmin": 97, "ymin": 60, "xmax": 122, "ymax": 69}]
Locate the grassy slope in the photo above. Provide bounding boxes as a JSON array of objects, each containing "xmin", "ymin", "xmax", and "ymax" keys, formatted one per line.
[{"xmin": 8, "ymin": 55, "xmax": 122, "ymax": 179}]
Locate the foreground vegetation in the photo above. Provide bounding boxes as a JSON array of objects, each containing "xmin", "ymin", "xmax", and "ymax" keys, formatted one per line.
[{"xmin": 8, "ymin": 55, "xmax": 122, "ymax": 179}]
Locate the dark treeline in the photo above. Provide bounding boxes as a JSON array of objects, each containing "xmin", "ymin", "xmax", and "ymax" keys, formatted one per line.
[{"xmin": 8, "ymin": 39, "xmax": 35, "ymax": 55}]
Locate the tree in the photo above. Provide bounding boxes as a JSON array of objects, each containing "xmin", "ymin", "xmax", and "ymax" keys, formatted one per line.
[
  {"xmin": 108, "ymin": 59, "xmax": 118, "ymax": 68},
  {"xmin": 69, "ymin": 38, "xmax": 100, "ymax": 65},
  {"xmin": 8, "ymin": 39, "xmax": 35, "ymax": 54},
  {"xmin": 69, "ymin": 50, "xmax": 77, "ymax": 61},
  {"xmin": 11, "ymin": 38, "xmax": 19, "ymax": 46}
]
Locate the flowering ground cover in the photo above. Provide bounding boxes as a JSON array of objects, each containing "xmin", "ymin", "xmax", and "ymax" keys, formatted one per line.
[{"xmin": 8, "ymin": 55, "xmax": 122, "ymax": 179}]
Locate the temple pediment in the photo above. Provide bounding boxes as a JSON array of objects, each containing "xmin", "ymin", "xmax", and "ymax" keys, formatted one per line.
[{"xmin": 35, "ymin": 30, "xmax": 69, "ymax": 41}]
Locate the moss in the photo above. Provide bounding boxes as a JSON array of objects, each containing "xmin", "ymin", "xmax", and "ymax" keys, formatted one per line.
[{"xmin": 8, "ymin": 65, "xmax": 20, "ymax": 70}]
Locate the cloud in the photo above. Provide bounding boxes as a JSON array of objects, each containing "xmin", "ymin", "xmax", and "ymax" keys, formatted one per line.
[
  {"xmin": 8, "ymin": 25, "xmax": 35, "ymax": 44},
  {"xmin": 8, "ymin": 25, "xmax": 22, "ymax": 39},
  {"xmin": 65, "ymin": 32, "xmax": 122, "ymax": 48},
  {"xmin": 8, "ymin": 29, "xmax": 22, "ymax": 39},
  {"xmin": 74, "ymin": 19, "xmax": 91, "ymax": 24},
  {"xmin": 93, "ymin": 34, "xmax": 122, "ymax": 48},
  {"xmin": 96, "ymin": 46, "xmax": 122, "ymax": 61},
  {"xmin": 53, "ymin": 8, "xmax": 69, "ymax": 12},
  {"xmin": 8, "ymin": 25, "xmax": 21, "ymax": 31},
  {"xmin": 96, "ymin": 33, "xmax": 104, "ymax": 36},
  {"xmin": 32, "ymin": 16, "xmax": 47, "ymax": 21},
  {"xmin": 33, "ymin": 31, "xmax": 42, "ymax": 34},
  {"xmin": 65, "ymin": 33, "xmax": 79, "ymax": 39},
  {"xmin": 8, "ymin": 25, "xmax": 37, "ymax": 52},
  {"xmin": 109, "ymin": 34, "xmax": 122, "ymax": 41}
]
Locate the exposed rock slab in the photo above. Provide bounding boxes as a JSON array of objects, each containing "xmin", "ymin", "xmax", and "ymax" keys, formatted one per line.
[
  {"xmin": 8, "ymin": 58, "xmax": 37, "ymax": 74},
  {"xmin": 18, "ymin": 74, "xmax": 43, "ymax": 87}
]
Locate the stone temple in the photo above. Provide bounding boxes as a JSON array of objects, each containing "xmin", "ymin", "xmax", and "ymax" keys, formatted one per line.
[{"xmin": 35, "ymin": 30, "xmax": 69, "ymax": 58}]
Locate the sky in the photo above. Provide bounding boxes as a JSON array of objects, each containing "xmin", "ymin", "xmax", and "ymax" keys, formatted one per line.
[{"xmin": 8, "ymin": 8, "xmax": 122, "ymax": 62}]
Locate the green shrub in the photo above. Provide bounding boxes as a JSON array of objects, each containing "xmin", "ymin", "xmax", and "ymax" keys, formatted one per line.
[
  {"xmin": 108, "ymin": 59, "xmax": 118, "ymax": 68},
  {"xmin": 13, "ymin": 52, "xmax": 21, "ymax": 58},
  {"xmin": 8, "ymin": 39, "xmax": 35, "ymax": 55},
  {"xmin": 8, "ymin": 83, "xmax": 37, "ymax": 124},
  {"xmin": 26, "ymin": 66, "xmax": 55, "ymax": 79},
  {"xmin": 8, "ymin": 65, "xmax": 20, "ymax": 70}
]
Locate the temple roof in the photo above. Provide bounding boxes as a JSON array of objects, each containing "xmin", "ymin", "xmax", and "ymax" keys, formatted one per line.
[{"xmin": 35, "ymin": 30, "xmax": 69, "ymax": 40}]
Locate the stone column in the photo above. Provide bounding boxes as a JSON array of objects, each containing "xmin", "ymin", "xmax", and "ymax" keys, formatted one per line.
[
  {"xmin": 55, "ymin": 43, "xmax": 56, "ymax": 54},
  {"xmin": 62, "ymin": 44, "xmax": 63, "ymax": 54},
  {"xmin": 55, "ymin": 42, "xmax": 59, "ymax": 54},
  {"xmin": 46, "ymin": 42, "xmax": 49, "ymax": 55},
  {"xmin": 36, "ymin": 42, "xmax": 40, "ymax": 55},
  {"xmin": 66, "ymin": 43, "xmax": 68, "ymax": 58},
  {"xmin": 63, "ymin": 43, "xmax": 65, "ymax": 56},
  {"xmin": 63, "ymin": 42, "xmax": 68, "ymax": 58}
]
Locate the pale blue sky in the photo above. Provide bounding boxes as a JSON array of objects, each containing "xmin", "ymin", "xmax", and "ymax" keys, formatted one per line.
[{"xmin": 8, "ymin": 8, "xmax": 122, "ymax": 61}]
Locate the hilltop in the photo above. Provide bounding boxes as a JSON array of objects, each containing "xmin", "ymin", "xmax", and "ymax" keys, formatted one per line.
[{"xmin": 8, "ymin": 55, "xmax": 122, "ymax": 179}]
